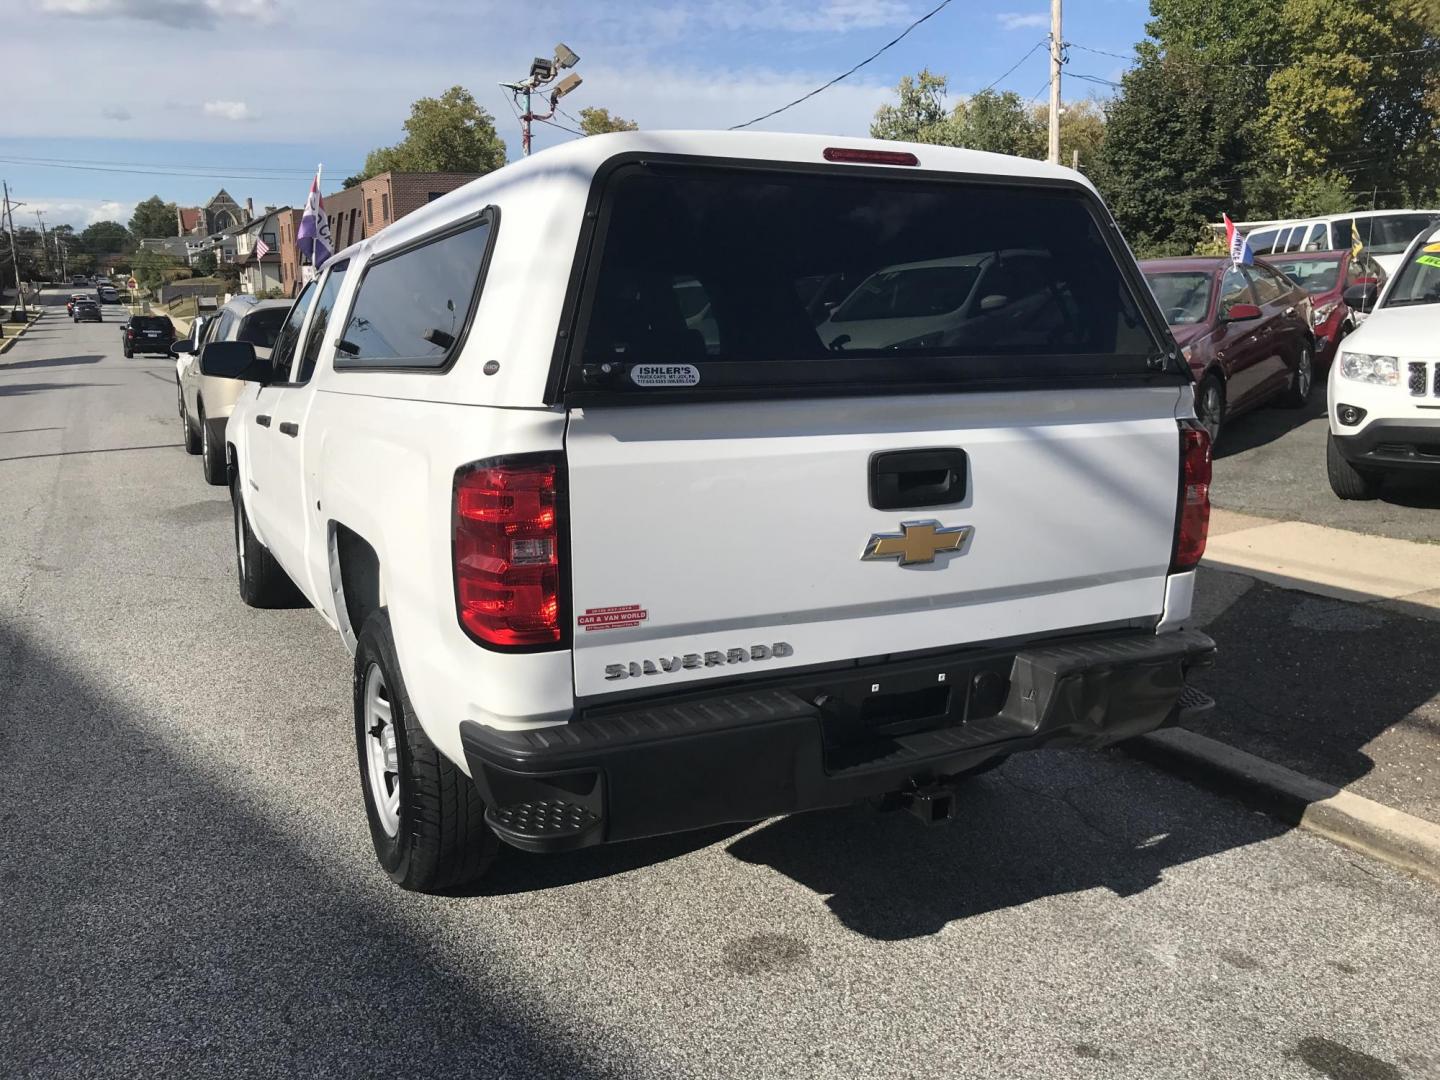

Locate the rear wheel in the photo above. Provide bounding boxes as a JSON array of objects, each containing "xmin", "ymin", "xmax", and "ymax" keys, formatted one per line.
[
  {"xmin": 1196, "ymin": 374, "xmax": 1225, "ymax": 445},
  {"xmin": 355, "ymin": 610, "xmax": 499, "ymax": 892},
  {"xmin": 200, "ymin": 403, "xmax": 227, "ymax": 486},
  {"xmin": 230, "ymin": 474, "xmax": 302, "ymax": 606},
  {"xmin": 179, "ymin": 384, "xmax": 201, "ymax": 454},
  {"xmin": 1282, "ymin": 344, "xmax": 1314, "ymax": 408},
  {"xmin": 1326, "ymin": 432, "xmax": 1382, "ymax": 500},
  {"xmin": 123, "ymin": 344, "xmax": 133, "ymax": 358}
]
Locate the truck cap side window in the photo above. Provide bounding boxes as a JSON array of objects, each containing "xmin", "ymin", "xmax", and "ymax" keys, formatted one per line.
[
  {"xmin": 265, "ymin": 280, "xmax": 316, "ymax": 383},
  {"xmin": 334, "ymin": 214, "xmax": 494, "ymax": 371},
  {"xmin": 566, "ymin": 163, "xmax": 1167, "ymax": 396},
  {"xmin": 295, "ymin": 259, "xmax": 350, "ymax": 384}
]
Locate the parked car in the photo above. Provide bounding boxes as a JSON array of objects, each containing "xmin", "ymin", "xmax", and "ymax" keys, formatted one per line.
[
  {"xmin": 66, "ymin": 293, "xmax": 88, "ymax": 315},
  {"xmin": 121, "ymin": 314, "xmax": 176, "ymax": 358},
  {"xmin": 1245, "ymin": 210, "xmax": 1440, "ymax": 276},
  {"xmin": 1325, "ymin": 222, "xmax": 1440, "ymax": 499},
  {"xmin": 70, "ymin": 274, "xmax": 87, "ymax": 287},
  {"xmin": 1140, "ymin": 255, "xmax": 1315, "ymax": 442},
  {"xmin": 72, "ymin": 299, "xmax": 102, "ymax": 322},
  {"xmin": 815, "ymin": 250, "xmax": 1057, "ymax": 352},
  {"xmin": 1264, "ymin": 249, "xmax": 1387, "ymax": 368},
  {"xmin": 172, "ymin": 295, "xmax": 290, "ymax": 485},
  {"xmin": 198, "ymin": 131, "xmax": 1215, "ymax": 892}
]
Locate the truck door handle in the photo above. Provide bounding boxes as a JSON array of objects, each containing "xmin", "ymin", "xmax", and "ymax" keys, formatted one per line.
[
  {"xmin": 256, "ymin": 414, "xmax": 272, "ymax": 428},
  {"xmin": 278, "ymin": 421, "xmax": 299, "ymax": 437},
  {"xmin": 869, "ymin": 448, "xmax": 968, "ymax": 510}
]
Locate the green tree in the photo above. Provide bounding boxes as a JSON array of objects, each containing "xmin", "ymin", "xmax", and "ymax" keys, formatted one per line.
[
  {"xmin": 952, "ymin": 90, "xmax": 1044, "ymax": 156},
  {"xmin": 78, "ymin": 220, "xmax": 134, "ymax": 254},
  {"xmin": 191, "ymin": 251, "xmax": 217, "ymax": 277},
  {"xmin": 577, "ymin": 106, "xmax": 638, "ymax": 135},
  {"xmin": 357, "ymin": 86, "xmax": 506, "ymax": 181},
  {"xmin": 131, "ymin": 249, "xmax": 177, "ymax": 292},
  {"xmin": 128, "ymin": 195, "xmax": 178, "ymax": 238},
  {"xmin": 871, "ymin": 69, "xmax": 953, "ymax": 143},
  {"xmin": 1033, "ymin": 98, "xmax": 1107, "ymax": 172}
]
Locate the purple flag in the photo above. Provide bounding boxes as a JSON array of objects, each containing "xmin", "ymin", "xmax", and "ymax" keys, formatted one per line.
[{"xmin": 296, "ymin": 171, "xmax": 333, "ymax": 266}]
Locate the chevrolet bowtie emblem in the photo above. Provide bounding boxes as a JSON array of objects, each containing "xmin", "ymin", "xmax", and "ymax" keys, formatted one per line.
[{"xmin": 862, "ymin": 520, "xmax": 972, "ymax": 566}]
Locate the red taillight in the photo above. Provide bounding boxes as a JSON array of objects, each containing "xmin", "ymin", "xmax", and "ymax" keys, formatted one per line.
[
  {"xmin": 453, "ymin": 455, "xmax": 566, "ymax": 649},
  {"xmin": 823, "ymin": 147, "xmax": 919, "ymax": 166},
  {"xmin": 1171, "ymin": 421, "xmax": 1212, "ymax": 572}
]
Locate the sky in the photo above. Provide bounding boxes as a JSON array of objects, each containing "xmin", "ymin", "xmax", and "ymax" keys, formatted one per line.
[{"xmin": 1, "ymin": 0, "xmax": 1145, "ymax": 232}]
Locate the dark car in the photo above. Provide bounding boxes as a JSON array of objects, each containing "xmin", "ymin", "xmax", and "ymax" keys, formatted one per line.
[
  {"xmin": 1263, "ymin": 249, "xmax": 1387, "ymax": 368},
  {"xmin": 122, "ymin": 314, "xmax": 176, "ymax": 357},
  {"xmin": 66, "ymin": 293, "xmax": 88, "ymax": 315},
  {"xmin": 1141, "ymin": 256, "xmax": 1316, "ymax": 441},
  {"xmin": 73, "ymin": 300, "xmax": 102, "ymax": 323}
]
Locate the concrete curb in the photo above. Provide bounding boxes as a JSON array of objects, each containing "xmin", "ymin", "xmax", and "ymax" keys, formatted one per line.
[
  {"xmin": 1130, "ymin": 727, "xmax": 1440, "ymax": 888},
  {"xmin": 0, "ymin": 308, "xmax": 44, "ymax": 356}
]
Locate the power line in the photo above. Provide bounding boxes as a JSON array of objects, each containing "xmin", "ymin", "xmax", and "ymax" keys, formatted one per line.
[
  {"xmin": 0, "ymin": 157, "xmax": 354, "ymax": 183},
  {"xmin": 532, "ymin": 116, "xmax": 585, "ymax": 138},
  {"xmin": 1064, "ymin": 37, "xmax": 1440, "ymax": 71},
  {"xmin": 977, "ymin": 39, "xmax": 1049, "ymax": 94},
  {"xmin": 0, "ymin": 153, "xmax": 355, "ymax": 176},
  {"xmin": 730, "ymin": 0, "xmax": 957, "ymax": 130}
]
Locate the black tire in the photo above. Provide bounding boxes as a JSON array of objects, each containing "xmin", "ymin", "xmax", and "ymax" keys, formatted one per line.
[
  {"xmin": 1281, "ymin": 343, "xmax": 1314, "ymax": 408},
  {"xmin": 230, "ymin": 474, "xmax": 303, "ymax": 607},
  {"xmin": 200, "ymin": 406, "xmax": 227, "ymax": 486},
  {"xmin": 123, "ymin": 346, "xmax": 133, "ymax": 359},
  {"xmin": 1196, "ymin": 373, "xmax": 1226, "ymax": 445},
  {"xmin": 1327, "ymin": 432, "xmax": 1382, "ymax": 500},
  {"xmin": 180, "ymin": 387, "xmax": 201, "ymax": 454},
  {"xmin": 354, "ymin": 610, "xmax": 499, "ymax": 891}
]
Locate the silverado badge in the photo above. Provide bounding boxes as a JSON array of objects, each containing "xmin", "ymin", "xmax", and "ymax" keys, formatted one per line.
[{"xmin": 862, "ymin": 520, "xmax": 972, "ymax": 566}]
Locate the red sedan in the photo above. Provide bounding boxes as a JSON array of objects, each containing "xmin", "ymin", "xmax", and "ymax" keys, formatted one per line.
[
  {"xmin": 1141, "ymin": 256, "xmax": 1316, "ymax": 442},
  {"xmin": 1262, "ymin": 249, "xmax": 1386, "ymax": 368}
]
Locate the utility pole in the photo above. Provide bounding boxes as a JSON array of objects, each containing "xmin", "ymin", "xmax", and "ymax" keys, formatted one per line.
[
  {"xmin": 3, "ymin": 181, "xmax": 26, "ymax": 319},
  {"xmin": 501, "ymin": 43, "xmax": 584, "ymax": 156},
  {"xmin": 34, "ymin": 209, "xmax": 51, "ymax": 280},
  {"xmin": 1047, "ymin": 0, "xmax": 1063, "ymax": 165}
]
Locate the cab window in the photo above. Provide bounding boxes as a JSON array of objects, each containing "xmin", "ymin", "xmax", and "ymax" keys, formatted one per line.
[
  {"xmin": 1247, "ymin": 230, "xmax": 1278, "ymax": 256},
  {"xmin": 295, "ymin": 261, "xmax": 350, "ymax": 384},
  {"xmin": 266, "ymin": 281, "xmax": 316, "ymax": 382}
]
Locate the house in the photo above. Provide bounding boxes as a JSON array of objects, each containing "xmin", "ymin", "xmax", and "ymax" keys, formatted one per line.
[
  {"xmin": 322, "ymin": 171, "xmax": 484, "ymax": 250},
  {"xmin": 176, "ymin": 189, "xmax": 252, "ymax": 237},
  {"xmin": 234, "ymin": 207, "xmax": 297, "ymax": 296},
  {"xmin": 138, "ymin": 236, "xmax": 191, "ymax": 261}
]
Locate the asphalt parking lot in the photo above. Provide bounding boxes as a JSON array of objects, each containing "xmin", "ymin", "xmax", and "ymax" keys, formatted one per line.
[
  {"xmin": 3, "ymin": 291, "xmax": 1439, "ymax": 1079},
  {"xmin": 1211, "ymin": 378, "xmax": 1440, "ymax": 544}
]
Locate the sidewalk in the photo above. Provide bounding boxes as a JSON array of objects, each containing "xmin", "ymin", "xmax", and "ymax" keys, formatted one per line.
[{"xmin": 1140, "ymin": 509, "xmax": 1440, "ymax": 883}]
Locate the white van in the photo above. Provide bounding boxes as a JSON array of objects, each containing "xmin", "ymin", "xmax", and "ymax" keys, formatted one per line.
[{"xmin": 1246, "ymin": 210, "xmax": 1440, "ymax": 276}]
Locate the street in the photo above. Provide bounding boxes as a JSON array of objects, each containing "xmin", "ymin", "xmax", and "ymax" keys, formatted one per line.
[{"xmin": 3, "ymin": 289, "xmax": 1439, "ymax": 1080}]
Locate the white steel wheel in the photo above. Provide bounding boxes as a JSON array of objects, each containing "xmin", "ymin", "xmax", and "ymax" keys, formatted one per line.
[{"xmin": 362, "ymin": 662, "xmax": 402, "ymax": 838}]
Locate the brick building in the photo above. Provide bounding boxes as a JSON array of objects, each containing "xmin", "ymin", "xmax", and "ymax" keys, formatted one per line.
[{"xmin": 323, "ymin": 171, "xmax": 483, "ymax": 250}]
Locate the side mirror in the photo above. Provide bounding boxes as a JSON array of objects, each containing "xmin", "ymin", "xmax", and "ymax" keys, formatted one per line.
[
  {"xmin": 170, "ymin": 339, "xmax": 195, "ymax": 357},
  {"xmin": 1343, "ymin": 284, "xmax": 1379, "ymax": 313},
  {"xmin": 199, "ymin": 340, "xmax": 267, "ymax": 384},
  {"xmin": 979, "ymin": 294, "xmax": 1009, "ymax": 313},
  {"xmin": 1224, "ymin": 302, "xmax": 1262, "ymax": 322}
]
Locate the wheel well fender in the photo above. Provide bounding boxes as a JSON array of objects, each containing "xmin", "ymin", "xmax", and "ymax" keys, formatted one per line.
[{"xmin": 330, "ymin": 524, "xmax": 382, "ymax": 656}]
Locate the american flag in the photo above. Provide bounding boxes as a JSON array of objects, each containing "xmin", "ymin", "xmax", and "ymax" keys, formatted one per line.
[{"xmin": 255, "ymin": 237, "xmax": 271, "ymax": 258}]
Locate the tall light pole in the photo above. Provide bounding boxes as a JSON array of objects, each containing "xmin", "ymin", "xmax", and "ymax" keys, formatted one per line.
[
  {"xmin": 502, "ymin": 43, "xmax": 583, "ymax": 156},
  {"xmin": 34, "ymin": 209, "xmax": 51, "ymax": 280},
  {"xmin": 1047, "ymin": 0, "xmax": 1063, "ymax": 165}
]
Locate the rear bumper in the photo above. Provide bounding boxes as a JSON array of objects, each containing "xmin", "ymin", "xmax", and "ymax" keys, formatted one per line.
[
  {"xmin": 461, "ymin": 627, "xmax": 1216, "ymax": 853},
  {"xmin": 1332, "ymin": 418, "xmax": 1440, "ymax": 470}
]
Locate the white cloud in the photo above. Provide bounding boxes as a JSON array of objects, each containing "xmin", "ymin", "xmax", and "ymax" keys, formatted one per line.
[
  {"xmin": 203, "ymin": 100, "xmax": 257, "ymax": 122},
  {"xmin": 708, "ymin": 0, "xmax": 915, "ymax": 33},
  {"xmin": 101, "ymin": 105, "xmax": 131, "ymax": 121},
  {"xmin": 996, "ymin": 12, "xmax": 1050, "ymax": 30},
  {"xmin": 27, "ymin": 198, "xmax": 138, "ymax": 230},
  {"xmin": 40, "ymin": 0, "xmax": 277, "ymax": 29}
]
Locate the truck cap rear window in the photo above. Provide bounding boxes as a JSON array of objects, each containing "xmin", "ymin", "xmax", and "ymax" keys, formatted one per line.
[{"xmin": 565, "ymin": 162, "xmax": 1167, "ymax": 396}]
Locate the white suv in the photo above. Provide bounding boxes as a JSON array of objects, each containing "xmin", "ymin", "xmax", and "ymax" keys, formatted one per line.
[
  {"xmin": 1327, "ymin": 219, "xmax": 1440, "ymax": 499},
  {"xmin": 197, "ymin": 132, "xmax": 1216, "ymax": 891}
]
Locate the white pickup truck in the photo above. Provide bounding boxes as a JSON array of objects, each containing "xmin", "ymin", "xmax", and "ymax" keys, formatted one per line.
[{"xmin": 201, "ymin": 131, "xmax": 1216, "ymax": 892}]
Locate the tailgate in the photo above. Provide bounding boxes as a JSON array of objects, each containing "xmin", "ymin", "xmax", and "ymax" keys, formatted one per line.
[{"xmin": 566, "ymin": 387, "xmax": 1182, "ymax": 697}]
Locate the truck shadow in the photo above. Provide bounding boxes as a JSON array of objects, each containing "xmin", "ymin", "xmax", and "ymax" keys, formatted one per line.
[
  {"xmin": 0, "ymin": 619, "xmax": 617, "ymax": 1079},
  {"xmin": 1211, "ymin": 390, "xmax": 1327, "ymax": 460},
  {"xmin": 0, "ymin": 353, "xmax": 104, "ymax": 371}
]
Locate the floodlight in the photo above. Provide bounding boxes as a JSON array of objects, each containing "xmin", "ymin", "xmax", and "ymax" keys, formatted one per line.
[
  {"xmin": 529, "ymin": 56, "xmax": 555, "ymax": 82},
  {"xmin": 554, "ymin": 43, "xmax": 580, "ymax": 69},
  {"xmin": 552, "ymin": 73, "xmax": 583, "ymax": 101}
]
